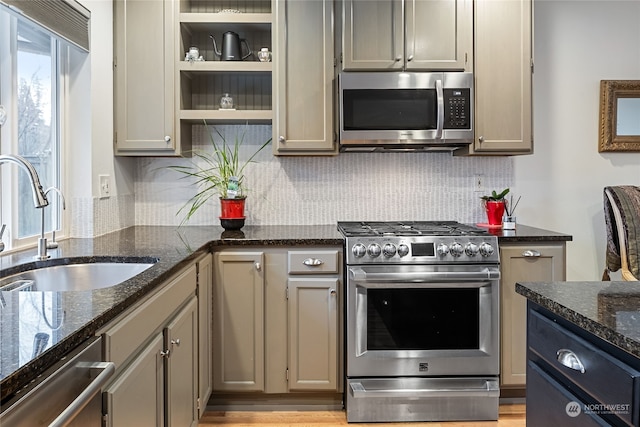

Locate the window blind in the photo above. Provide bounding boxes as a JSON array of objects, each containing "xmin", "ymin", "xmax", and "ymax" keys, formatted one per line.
[{"xmin": 1, "ymin": 0, "xmax": 90, "ymax": 51}]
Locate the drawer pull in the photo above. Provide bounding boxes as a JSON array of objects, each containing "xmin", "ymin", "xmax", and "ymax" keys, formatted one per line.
[
  {"xmin": 255, "ymin": 262, "xmax": 262, "ymax": 271},
  {"xmin": 522, "ymin": 250, "xmax": 541, "ymax": 257},
  {"xmin": 557, "ymin": 349, "xmax": 586, "ymax": 373},
  {"xmin": 303, "ymin": 258, "xmax": 324, "ymax": 267}
]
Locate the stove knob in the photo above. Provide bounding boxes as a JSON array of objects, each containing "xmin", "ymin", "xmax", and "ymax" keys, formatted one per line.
[
  {"xmin": 383, "ymin": 243, "xmax": 397, "ymax": 258},
  {"xmin": 465, "ymin": 242, "xmax": 479, "ymax": 257},
  {"xmin": 352, "ymin": 243, "xmax": 366, "ymax": 258},
  {"xmin": 479, "ymin": 242, "xmax": 495, "ymax": 257},
  {"xmin": 397, "ymin": 244, "xmax": 410, "ymax": 257},
  {"xmin": 436, "ymin": 243, "xmax": 450, "ymax": 256},
  {"xmin": 367, "ymin": 243, "xmax": 382, "ymax": 258},
  {"xmin": 449, "ymin": 242, "xmax": 463, "ymax": 257}
]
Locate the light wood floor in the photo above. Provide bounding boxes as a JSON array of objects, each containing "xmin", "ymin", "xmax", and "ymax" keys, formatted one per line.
[{"xmin": 199, "ymin": 403, "xmax": 525, "ymax": 426}]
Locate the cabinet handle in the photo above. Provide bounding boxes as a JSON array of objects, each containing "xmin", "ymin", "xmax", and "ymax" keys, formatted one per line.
[
  {"xmin": 478, "ymin": 136, "xmax": 484, "ymax": 143},
  {"xmin": 522, "ymin": 250, "xmax": 541, "ymax": 257},
  {"xmin": 171, "ymin": 338, "xmax": 180, "ymax": 347},
  {"xmin": 164, "ymin": 135, "xmax": 171, "ymax": 143},
  {"xmin": 255, "ymin": 262, "xmax": 262, "ymax": 271},
  {"xmin": 160, "ymin": 349, "xmax": 170, "ymax": 358},
  {"xmin": 395, "ymin": 56, "xmax": 402, "ymax": 62},
  {"xmin": 279, "ymin": 136, "xmax": 286, "ymax": 143},
  {"xmin": 407, "ymin": 54, "xmax": 414, "ymax": 62},
  {"xmin": 303, "ymin": 258, "xmax": 324, "ymax": 267},
  {"xmin": 330, "ymin": 289, "xmax": 337, "ymax": 296},
  {"xmin": 556, "ymin": 349, "xmax": 586, "ymax": 373}
]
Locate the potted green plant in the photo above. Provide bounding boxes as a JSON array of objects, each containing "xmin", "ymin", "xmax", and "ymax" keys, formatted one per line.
[
  {"xmin": 168, "ymin": 121, "xmax": 271, "ymax": 229},
  {"xmin": 481, "ymin": 188, "xmax": 510, "ymax": 226}
]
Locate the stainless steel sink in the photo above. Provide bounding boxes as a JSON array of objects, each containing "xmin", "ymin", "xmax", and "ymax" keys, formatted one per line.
[{"xmin": 0, "ymin": 259, "xmax": 156, "ymax": 292}]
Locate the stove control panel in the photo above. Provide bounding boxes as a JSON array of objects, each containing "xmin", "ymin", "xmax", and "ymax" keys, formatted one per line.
[{"xmin": 347, "ymin": 236, "xmax": 499, "ymax": 264}]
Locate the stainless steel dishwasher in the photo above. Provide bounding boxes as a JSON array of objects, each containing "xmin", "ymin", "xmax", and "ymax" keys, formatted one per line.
[{"xmin": 0, "ymin": 336, "xmax": 114, "ymax": 427}]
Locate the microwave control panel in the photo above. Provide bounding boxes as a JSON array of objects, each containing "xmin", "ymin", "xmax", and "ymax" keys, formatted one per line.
[{"xmin": 443, "ymin": 89, "xmax": 471, "ymax": 129}]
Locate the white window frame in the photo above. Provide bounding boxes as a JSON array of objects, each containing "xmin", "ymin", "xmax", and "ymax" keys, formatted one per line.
[{"xmin": 0, "ymin": 7, "xmax": 69, "ymax": 253}]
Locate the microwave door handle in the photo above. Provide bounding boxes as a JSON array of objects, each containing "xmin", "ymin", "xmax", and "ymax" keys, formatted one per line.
[{"xmin": 435, "ymin": 79, "xmax": 444, "ymax": 140}]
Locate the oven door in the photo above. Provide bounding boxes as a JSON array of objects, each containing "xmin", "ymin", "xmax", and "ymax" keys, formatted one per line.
[{"xmin": 346, "ymin": 264, "xmax": 499, "ymax": 377}]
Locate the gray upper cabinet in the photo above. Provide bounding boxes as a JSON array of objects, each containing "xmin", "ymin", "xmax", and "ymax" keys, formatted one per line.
[
  {"xmin": 342, "ymin": 0, "xmax": 472, "ymax": 71},
  {"xmin": 273, "ymin": 0, "xmax": 337, "ymax": 155},
  {"xmin": 113, "ymin": 0, "xmax": 184, "ymax": 156},
  {"xmin": 465, "ymin": 0, "xmax": 533, "ymax": 155}
]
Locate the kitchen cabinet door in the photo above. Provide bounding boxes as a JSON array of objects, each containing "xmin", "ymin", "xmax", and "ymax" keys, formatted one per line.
[
  {"xmin": 342, "ymin": 0, "xmax": 402, "ymax": 70},
  {"xmin": 288, "ymin": 278, "xmax": 339, "ymax": 391},
  {"xmin": 114, "ymin": 0, "xmax": 184, "ymax": 156},
  {"xmin": 499, "ymin": 243, "xmax": 565, "ymax": 389},
  {"xmin": 273, "ymin": 0, "xmax": 336, "ymax": 154},
  {"xmin": 470, "ymin": 0, "xmax": 532, "ymax": 154},
  {"xmin": 213, "ymin": 251, "xmax": 265, "ymax": 391},
  {"xmin": 103, "ymin": 334, "xmax": 164, "ymax": 427},
  {"xmin": 342, "ymin": 0, "xmax": 472, "ymax": 71},
  {"xmin": 166, "ymin": 297, "xmax": 198, "ymax": 427},
  {"xmin": 405, "ymin": 0, "xmax": 472, "ymax": 70},
  {"xmin": 197, "ymin": 253, "xmax": 213, "ymax": 417}
]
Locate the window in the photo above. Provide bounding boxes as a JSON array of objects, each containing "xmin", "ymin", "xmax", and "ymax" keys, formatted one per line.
[{"xmin": 0, "ymin": 6, "xmax": 70, "ymax": 250}]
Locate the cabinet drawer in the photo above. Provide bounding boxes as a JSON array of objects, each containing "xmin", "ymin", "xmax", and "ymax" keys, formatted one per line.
[
  {"xmin": 102, "ymin": 265, "xmax": 197, "ymax": 369},
  {"xmin": 527, "ymin": 362, "xmax": 609, "ymax": 426},
  {"xmin": 288, "ymin": 250, "xmax": 339, "ymax": 274},
  {"xmin": 529, "ymin": 309, "xmax": 640, "ymax": 425}
]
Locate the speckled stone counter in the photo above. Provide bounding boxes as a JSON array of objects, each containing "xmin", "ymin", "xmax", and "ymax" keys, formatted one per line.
[
  {"xmin": 516, "ymin": 281, "xmax": 640, "ymax": 359},
  {"xmin": 482, "ymin": 224, "xmax": 573, "ymax": 243},
  {"xmin": 0, "ymin": 225, "xmax": 343, "ymax": 403}
]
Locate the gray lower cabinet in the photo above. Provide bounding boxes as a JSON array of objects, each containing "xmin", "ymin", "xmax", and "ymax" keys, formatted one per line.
[
  {"xmin": 527, "ymin": 304, "xmax": 640, "ymax": 426},
  {"xmin": 212, "ymin": 246, "xmax": 342, "ymax": 397},
  {"xmin": 100, "ymin": 257, "xmax": 211, "ymax": 426},
  {"xmin": 499, "ymin": 242, "xmax": 566, "ymax": 390}
]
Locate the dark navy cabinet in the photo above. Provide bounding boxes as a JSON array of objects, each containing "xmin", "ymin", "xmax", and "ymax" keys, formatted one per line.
[{"xmin": 526, "ymin": 303, "xmax": 640, "ymax": 427}]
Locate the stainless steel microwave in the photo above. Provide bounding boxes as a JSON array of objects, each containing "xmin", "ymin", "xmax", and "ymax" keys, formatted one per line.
[{"xmin": 339, "ymin": 72, "xmax": 473, "ymax": 151}]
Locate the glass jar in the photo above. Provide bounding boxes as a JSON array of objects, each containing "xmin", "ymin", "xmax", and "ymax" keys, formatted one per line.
[
  {"xmin": 220, "ymin": 93, "xmax": 234, "ymax": 109},
  {"xmin": 258, "ymin": 48, "xmax": 272, "ymax": 62}
]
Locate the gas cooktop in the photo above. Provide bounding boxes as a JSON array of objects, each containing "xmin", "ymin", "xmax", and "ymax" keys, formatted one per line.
[
  {"xmin": 337, "ymin": 221, "xmax": 499, "ymax": 264},
  {"xmin": 337, "ymin": 221, "xmax": 491, "ymax": 237}
]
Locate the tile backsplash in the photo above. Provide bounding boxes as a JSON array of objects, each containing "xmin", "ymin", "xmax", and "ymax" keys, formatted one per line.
[{"xmin": 131, "ymin": 124, "xmax": 513, "ymax": 228}]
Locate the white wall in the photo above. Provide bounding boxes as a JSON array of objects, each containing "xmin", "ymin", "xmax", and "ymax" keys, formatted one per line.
[{"xmin": 515, "ymin": 0, "xmax": 640, "ymax": 281}]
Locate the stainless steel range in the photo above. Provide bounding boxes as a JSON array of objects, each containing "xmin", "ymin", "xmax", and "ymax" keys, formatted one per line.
[{"xmin": 338, "ymin": 221, "xmax": 500, "ymax": 423}]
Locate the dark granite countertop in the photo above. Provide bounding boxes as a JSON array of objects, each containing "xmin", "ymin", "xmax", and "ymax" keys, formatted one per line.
[
  {"xmin": 0, "ymin": 224, "xmax": 343, "ymax": 403},
  {"xmin": 480, "ymin": 224, "xmax": 573, "ymax": 243},
  {"xmin": 516, "ymin": 281, "xmax": 640, "ymax": 359},
  {"xmin": 0, "ymin": 222, "xmax": 564, "ymax": 404}
]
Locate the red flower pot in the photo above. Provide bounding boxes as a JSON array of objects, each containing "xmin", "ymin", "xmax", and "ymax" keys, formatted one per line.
[
  {"xmin": 220, "ymin": 197, "xmax": 246, "ymax": 219},
  {"xmin": 485, "ymin": 200, "xmax": 505, "ymax": 226}
]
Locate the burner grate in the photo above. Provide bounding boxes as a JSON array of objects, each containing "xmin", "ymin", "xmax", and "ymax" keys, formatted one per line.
[{"xmin": 337, "ymin": 221, "xmax": 489, "ymax": 237}]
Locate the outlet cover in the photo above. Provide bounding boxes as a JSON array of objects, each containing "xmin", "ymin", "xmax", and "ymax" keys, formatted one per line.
[{"xmin": 99, "ymin": 174, "xmax": 110, "ymax": 199}]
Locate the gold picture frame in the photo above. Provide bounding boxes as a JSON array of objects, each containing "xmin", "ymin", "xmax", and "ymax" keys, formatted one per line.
[{"xmin": 599, "ymin": 80, "xmax": 640, "ymax": 152}]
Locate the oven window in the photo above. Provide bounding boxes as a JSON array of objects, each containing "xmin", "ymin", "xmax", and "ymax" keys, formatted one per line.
[
  {"xmin": 367, "ymin": 288, "xmax": 479, "ymax": 350},
  {"xmin": 342, "ymin": 89, "xmax": 436, "ymax": 130}
]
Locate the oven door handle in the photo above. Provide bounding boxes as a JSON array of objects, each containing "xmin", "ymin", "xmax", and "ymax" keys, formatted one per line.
[
  {"xmin": 349, "ymin": 379, "xmax": 500, "ymax": 399},
  {"xmin": 348, "ymin": 267, "xmax": 500, "ymax": 283}
]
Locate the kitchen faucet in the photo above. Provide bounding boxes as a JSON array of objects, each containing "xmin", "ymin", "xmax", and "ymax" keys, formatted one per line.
[
  {"xmin": 0, "ymin": 154, "xmax": 49, "ymax": 256},
  {"xmin": 42, "ymin": 187, "xmax": 66, "ymax": 254}
]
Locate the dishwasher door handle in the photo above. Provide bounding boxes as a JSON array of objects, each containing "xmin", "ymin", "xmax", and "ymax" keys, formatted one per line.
[{"xmin": 49, "ymin": 361, "xmax": 115, "ymax": 427}]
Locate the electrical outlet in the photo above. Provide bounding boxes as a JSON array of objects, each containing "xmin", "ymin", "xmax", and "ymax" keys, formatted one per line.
[
  {"xmin": 99, "ymin": 174, "xmax": 110, "ymax": 199},
  {"xmin": 473, "ymin": 174, "xmax": 484, "ymax": 193}
]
